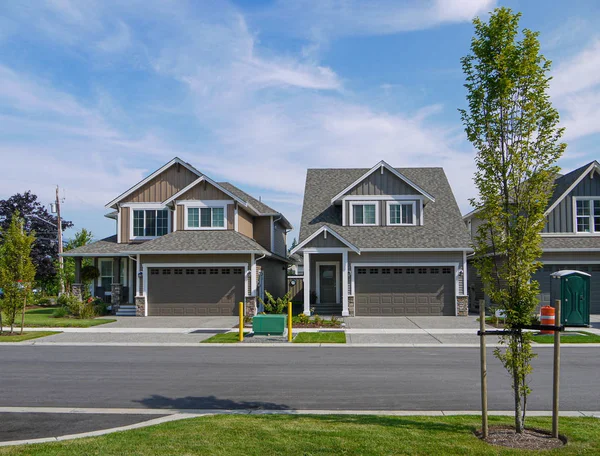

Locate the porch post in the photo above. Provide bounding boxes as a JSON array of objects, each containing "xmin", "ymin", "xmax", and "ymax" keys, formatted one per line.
[
  {"xmin": 251, "ymin": 253, "xmax": 257, "ymax": 296},
  {"xmin": 136, "ymin": 254, "xmax": 142, "ymax": 295},
  {"xmin": 74, "ymin": 257, "xmax": 82, "ymax": 284},
  {"xmin": 342, "ymin": 250, "xmax": 349, "ymax": 316},
  {"xmin": 303, "ymin": 251, "xmax": 310, "ymax": 316}
]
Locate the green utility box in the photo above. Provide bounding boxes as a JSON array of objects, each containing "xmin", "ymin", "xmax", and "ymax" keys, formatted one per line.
[
  {"xmin": 550, "ymin": 270, "xmax": 591, "ymax": 326},
  {"xmin": 252, "ymin": 314, "xmax": 287, "ymax": 335}
]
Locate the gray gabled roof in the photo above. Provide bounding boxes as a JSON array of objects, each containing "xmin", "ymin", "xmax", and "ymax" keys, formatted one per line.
[
  {"xmin": 542, "ymin": 236, "xmax": 600, "ymax": 251},
  {"xmin": 546, "ymin": 161, "xmax": 598, "ymax": 213},
  {"xmin": 127, "ymin": 230, "xmax": 268, "ymax": 253},
  {"xmin": 62, "ymin": 236, "xmax": 141, "ymax": 256},
  {"xmin": 298, "ymin": 167, "xmax": 471, "ymax": 250}
]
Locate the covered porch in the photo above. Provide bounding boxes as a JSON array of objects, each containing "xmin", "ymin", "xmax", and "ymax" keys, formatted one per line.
[{"xmin": 302, "ymin": 249, "xmax": 350, "ymax": 316}]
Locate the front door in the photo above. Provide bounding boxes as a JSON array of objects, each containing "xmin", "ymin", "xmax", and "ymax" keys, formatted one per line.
[
  {"xmin": 563, "ymin": 275, "xmax": 588, "ymax": 326},
  {"xmin": 319, "ymin": 265, "xmax": 337, "ymax": 303}
]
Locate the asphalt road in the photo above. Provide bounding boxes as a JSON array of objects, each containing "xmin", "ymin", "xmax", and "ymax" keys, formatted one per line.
[{"xmin": 1, "ymin": 346, "xmax": 599, "ymax": 412}]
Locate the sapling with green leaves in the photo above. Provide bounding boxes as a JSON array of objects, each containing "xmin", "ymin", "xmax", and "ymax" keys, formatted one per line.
[{"xmin": 459, "ymin": 8, "xmax": 565, "ymax": 433}]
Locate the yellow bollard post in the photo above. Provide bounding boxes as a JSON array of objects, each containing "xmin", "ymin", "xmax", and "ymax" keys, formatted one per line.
[
  {"xmin": 239, "ymin": 302, "xmax": 244, "ymax": 342},
  {"xmin": 288, "ymin": 301, "xmax": 293, "ymax": 342}
]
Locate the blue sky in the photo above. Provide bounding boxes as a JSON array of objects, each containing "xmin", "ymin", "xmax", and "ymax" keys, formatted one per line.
[{"xmin": 1, "ymin": 0, "xmax": 599, "ymax": 244}]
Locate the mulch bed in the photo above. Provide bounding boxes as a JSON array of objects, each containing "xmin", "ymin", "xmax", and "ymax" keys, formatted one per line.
[
  {"xmin": 234, "ymin": 322, "xmax": 342, "ymax": 329},
  {"xmin": 476, "ymin": 426, "xmax": 566, "ymax": 450}
]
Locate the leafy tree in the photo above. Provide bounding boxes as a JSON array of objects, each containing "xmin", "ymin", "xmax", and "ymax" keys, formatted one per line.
[
  {"xmin": 289, "ymin": 238, "xmax": 297, "ymax": 253},
  {"xmin": 62, "ymin": 228, "xmax": 94, "ymax": 292},
  {"xmin": 460, "ymin": 8, "xmax": 565, "ymax": 433},
  {"xmin": 0, "ymin": 192, "xmax": 73, "ymax": 290},
  {"xmin": 0, "ymin": 213, "xmax": 37, "ymax": 334}
]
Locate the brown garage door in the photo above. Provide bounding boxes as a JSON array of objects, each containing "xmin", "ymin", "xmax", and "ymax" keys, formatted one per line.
[
  {"xmin": 355, "ymin": 266, "xmax": 455, "ymax": 316},
  {"xmin": 148, "ymin": 267, "xmax": 245, "ymax": 316},
  {"xmin": 534, "ymin": 264, "xmax": 600, "ymax": 314}
]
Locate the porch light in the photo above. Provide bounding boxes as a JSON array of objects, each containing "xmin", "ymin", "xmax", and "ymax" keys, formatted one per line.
[{"xmin": 138, "ymin": 271, "xmax": 143, "ymax": 279}]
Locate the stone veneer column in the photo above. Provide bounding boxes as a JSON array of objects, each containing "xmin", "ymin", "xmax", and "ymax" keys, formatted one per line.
[
  {"xmin": 347, "ymin": 296, "xmax": 355, "ymax": 316},
  {"xmin": 245, "ymin": 296, "xmax": 257, "ymax": 317},
  {"xmin": 71, "ymin": 283, "xmax": 83, "ymax": 301},
  {"xmin": 456, "ymin": 295, "xmax": 469, "ymax": 316},
  {"xmin": 111, "ymin": 283, "xmax": 122, "ymax": 314},
  {"xmin": 135, "ymin": 296, "xmax": 146, "ymax": 317}
]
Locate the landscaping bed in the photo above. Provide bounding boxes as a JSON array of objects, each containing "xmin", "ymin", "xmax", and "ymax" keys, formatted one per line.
[
  {"xmin": 0, "ymin": 331, "xmax": 60, "ymax": 342},
  {"xmin": 7, "ymin": 308, "xmax": 115, "ymax": 328},
  {"xmin": 235, "ymin": 315, "xmax": 343, "ymax": 329},
  {"xmin": 0, "ymin": 415, "xmax": 597, "ymax": 455}
]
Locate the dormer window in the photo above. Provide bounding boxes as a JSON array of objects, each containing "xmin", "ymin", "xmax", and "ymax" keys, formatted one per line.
[
  {"xmin": 575, "ymin": 198, "xmax": 600, "ymax": 233},
  {"xmin": 184, "ymin": 202, "xmax": 227, "ymax": 230},
  {"xmin": 132, "ymin": 208, "xmax": 169, "ymax": 239},
  {"xmin": 350, "ymin": 202, "xmax": 378, "ymax": 226},
  {"xmin": 387, "ymin": 201, "xmax": 416, "ymax": 226}
]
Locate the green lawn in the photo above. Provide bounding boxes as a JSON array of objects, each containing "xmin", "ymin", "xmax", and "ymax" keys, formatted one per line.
[
  {"xmin": 4, "ymin": 308, "xmax": 116, "ymax": 328},
  {"xmin": 293, "ymin": 331, "xmax": 346, "ymax": 343},
  {"xmin": 0, "ymin": 331, "xmax": 60, "ymax": 342},
  {"xmin": 201, "ymin": 331, "xmax": 248, "ymax": 343},
  {"xmin": 534, "ymin": 331, "xmax": 600, "ymax": 344},
  {"xmin": 0, "ymin": 415, "xmax": 598, "ymax": 455}
]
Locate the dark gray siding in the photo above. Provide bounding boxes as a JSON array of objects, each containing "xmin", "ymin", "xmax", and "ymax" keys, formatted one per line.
[
  {"xmin": 347, "ymin": 168, "xmax": 420, "ymax": 196},
  {"xmin": 543, "ymin": 171, "xmax": 600, "ymax": 233},
  {"xmin": 309, "ymin": 253, "xmax": 342, "ymax": 303},
  {"xmin": 344, "ymin": 199, "xmax": 422, "ymax": 227},
  {"xmin": 259, "ymin": 257, "xmax": 287, "ymax": 299},
  {"xmin": 303, "ymin": 231, "xmax": 347, "ymax": 248},
  {"xmin": 273, "ymin": 220, "xmax": 287, "ymax": 257}
]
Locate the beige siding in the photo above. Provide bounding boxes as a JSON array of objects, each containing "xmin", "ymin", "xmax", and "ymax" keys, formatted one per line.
[
  {"xmin": 347, "ymin": 167, "xmax": 420, "ymax": 196},
  {"xmin": 253, "ymin": 216, "xmax": 271, "ymax": 250},
  {"xmin": 178, "ymin": 180, "xmax": 231, "ymax": 201},
  {"xmin": 120, "ymin": 207, "xmax": 130, "ymax": 243},
  {"xmin": 227, "ymin": 204, "xmax": 235, "ymax": 230},
  {"xmin": 123, "ymin": 164, "xmax": 198, "ymax": 203},
  {"xmin": 238, "ymin": 207, "xmax": 254, "ymax": 238},
  {"xmin": 177, "ymin": 204, "xmax": 184, "ymax": 231}
]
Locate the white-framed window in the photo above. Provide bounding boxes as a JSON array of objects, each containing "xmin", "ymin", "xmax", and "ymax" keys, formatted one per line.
[
  {"xmin": 131, "ymin": 208, "xmax": 169, "ymax": 239},
  {"xmin": 386, "ymin": 201, "xmax": 416, "ymax": 226},
  {"xmin": 186, "ymin": 205, "xmax": 226, "ymax": 229},
  {"xmin": 350, "ymin": 202, "xmax": 378, "ymax": 226},
  {"xmin": 99, "ymin": 260, "xmax": 113, "ymax": 291},
  {"xmin": 575, "ymin": 198, "xmax": 600, "ymax": 233}
]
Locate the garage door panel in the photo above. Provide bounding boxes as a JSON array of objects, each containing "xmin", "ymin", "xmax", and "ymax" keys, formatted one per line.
[
  {"xmin": 148, "ymin": 267, "xmax": 243, "ymax": 316},
  {"xmin": 355, "ymin": 266, "xmax": 455, "ymax": 316}
]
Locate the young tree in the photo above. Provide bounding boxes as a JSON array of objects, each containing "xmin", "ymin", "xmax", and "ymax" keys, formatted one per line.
[
  {"xmin": 62, "ymin": 228, "xmax": 94, "ymax": 291},
  {"xmin": 0, "ymin": 192, "xmax": 72, "ymax": 291},
  {"xmin": 460, "ymin": 8, "xmax": 565, "ymax": 433},
  {"xmin": 0, "ymin": 213, "xmax": 37, "ymax": 335}
]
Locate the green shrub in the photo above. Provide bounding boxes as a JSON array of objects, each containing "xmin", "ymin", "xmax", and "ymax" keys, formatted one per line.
[
  {"xmin": 297, "ymin": 313, "xmax": 310, "ymax": 325},
  {"xmin": 258, "ymin": 291, "xmax": 291, "ymax": 314},
  {"xmin": 313, "ymin": 314, "xmax": 322, "ymax": 324},
  {"xmin": 35, "ymin": 296, "xmax": 56, "ymax": 307},
  {"xmin": 52, "ymin": 307, "xmax": 68, "ymax": 318}
]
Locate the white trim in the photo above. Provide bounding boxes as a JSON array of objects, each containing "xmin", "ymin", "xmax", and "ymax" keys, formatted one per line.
[
  {"xmin": 544, "ymin": 248, "xmax": 600, "ymax": 252},
  {"xmin": 173, "ymin": 205, "xmax": 178, "ymax": 232},
  {"xmin": 420, "ymin": 199, "xmax": 424, "ymax": 226},
  {"xmin": 342, "ymin": 195, "xmax": 426, "ymax": 201},
  {"xmin": 342, "ymin": 250, "xmax": 349, "ymax": 316},
  {"xmin": 116, "ymin": 207, "xmax": 122, "ymax": 244},
  {"xmin": 183, "ymin": 202, "xmax": 230, "ymax": 231},
  {"xmin": 128, "ymin": 257, "xmax": 134, "ymax": 303},
  {"xmin": 350, "ymin": 262, "xmax": 460, "ymax": 315},
  {"xmin": 360, "ymin": 248, "xmax": 473, "ymax": 252},
  {"xmin": 386, "ymin": 200, "xmax": 417, "ymax": 226},
  {"xmin": 290, "ymin": 226, "xmax": 360, "ymax": 254},
  {"xmin": 342, "ymin": 201, "xmax": 346, "ymax": 226},
  {"xmin": 98, "ymin": 259, "xmax": 113, "ymax": 291},
  {"xmin": 545, "ymin": 161, "xmax": 600, "ymax": 216},
  {"xmin": 541, "ymin": 233, "xmax": 600, "ymax": 237},
  {"xmin": 316, "ymin": 261, "xmax": 341, "ymax": 304},
  {"xmin": 120, "ymin": 203, "xmax": 172, "ymax": 209},
  {"xmin": 143, "ymin": 262, "xmax": 249, "ymax": 316},
  {"xmin": 541, "ymin": 260, "xmax": 600, "ymax": 264},
  {"xmin": 126, "ymin": 250, "xmax": 268, "ymax": 255},
  {"xmin": 303, "ymin": 252, "xmax": 311, "ymax": 316},
  {"xmin": 234, "ymin": 203, "xmax": 239, "ymax": 232},
  {"xmin": 162, "ymin": 176, "xmax": 247, "ymax": 207},
  {"xmin": 250, "ymin": 254, "xmax": 257, "ymax": 297},
  {"xmin": 302, "ymin": 248, "xmax": 353, "ymax": 253},
  {"xmin": 573, "ymin": 196, "xmax": 600, "ymax": 234},
  {"xmin": 462, "ymin": 251, "xmax": 467, "ymax": 295},
  {"xmin": 349, "ymin": 201, "xmax": 379, "ymax": 226},
  {"xmin": 105, "ymin": 157, "xmax": 202, "ymax": 209},
  {"xmin": 330, "ymin": 160, "xmax": 436, "ymax": 204},
  {"xmin": 62, "ymin": 253, "xmax": 129, "ymax": 257},
  {"xmin": 129, "ymin": 206, "xmax": 171, "ymax": 241}
]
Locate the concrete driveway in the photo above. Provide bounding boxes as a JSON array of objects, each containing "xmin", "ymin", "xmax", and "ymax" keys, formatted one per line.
[
  {"xmin": 343, "ymin": 316, "xmax": 480, "ymax": 329},
  {"xmin": 99, "ymin": 316, "xmax": 238, "ymax": 329}
]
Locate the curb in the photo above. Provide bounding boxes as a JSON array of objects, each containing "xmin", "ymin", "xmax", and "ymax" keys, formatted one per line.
[{"xmin": 0, "ymin": 408, "xmax": 598, "ymax": 447}]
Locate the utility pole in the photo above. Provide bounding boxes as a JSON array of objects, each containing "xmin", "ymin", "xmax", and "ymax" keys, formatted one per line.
[{"xmin": 56, "ymin": 186, "xmax": 64, "ymax": 295}]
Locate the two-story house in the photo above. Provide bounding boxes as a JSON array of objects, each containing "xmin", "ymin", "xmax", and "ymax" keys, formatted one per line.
[
  {"xmin": 290, "ymin": 161, "xmax": 472, "ymax": 317},
  {"xmin": 464, "ymin": 160, "xmax": 600, "ymax": 315},
  {"xmin": 63, "ymin": 157, "xmax": 292, "ymax": 317}
]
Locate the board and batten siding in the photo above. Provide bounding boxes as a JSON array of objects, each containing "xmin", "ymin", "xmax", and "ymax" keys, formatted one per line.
[
  {"xmin": 273, "ymin": 221, "xmax": 287, "ymax": 258},
  {"xmin": 347, "ymin": 167, "xmax": 420, "ymax": 196},
  {"xmin": 123, "ymin": 165, "xmax": 198, "ymax": 203},
  {"xmin": 253, "ymin": 217, "xmax": 271, "ymax": 251},
  {"xmin": 543, "ymin": 171, "xmax": 600, "ymax": 233},
  {"xmin": 302, "ymin": 231, "xmax": 347, "ymax": 248},
  {"xmin": 238, "ymin": 207, "xmax": 254, "ymax": 238},
  {"xmin": 178, "ymin": 181, "xmax": 231, "ymax": 201},
  {"xmin": 120, "ymin": 207, "xmax": 130, "ymax": 243}
]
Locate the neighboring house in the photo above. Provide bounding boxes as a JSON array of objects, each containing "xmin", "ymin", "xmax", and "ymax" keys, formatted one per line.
[
  {"xmin": 63, "ymin": 157, "xmax": 292, "ymax": 317},
  {"xmin": 464, "ymin": 160, "xmax": 600, "ymax": 314},
  {"xmin": 290, "ymin": 161, "xmax": 472, "ymax": 317},
  {"xmin": 288, "ymin": 253, "xmax": 304, "ymax": 275}
]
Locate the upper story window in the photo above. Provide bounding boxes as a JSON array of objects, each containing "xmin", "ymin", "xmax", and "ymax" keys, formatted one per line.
[
  {"xmin": 186, "ymin": 206, "xmax": 226, "ymax": 229},
  {"xmin": 575, "ymin": 198, "xmax": 600, "ymax": 233},
  {"xmin": 387, "ymin": 201, "xmax": 416, "ymax": 226},
  {"xmin": 132, "ymin": 209, "xmax": 169, "ymax": 238},
  {"xmin": 350, "ymin": 202, "xmax": 378, "ymax": 226}
]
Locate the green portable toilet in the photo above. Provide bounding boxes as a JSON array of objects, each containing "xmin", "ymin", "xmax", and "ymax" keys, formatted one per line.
[{"xmin": 550, "ymin": 270, "xmax": 591, "ymax": 326}]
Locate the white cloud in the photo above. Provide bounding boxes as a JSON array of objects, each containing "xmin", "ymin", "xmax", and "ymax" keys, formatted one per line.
[{"xmin": 96, "ymin": 20, "xmax": 131, "ymax": 53}]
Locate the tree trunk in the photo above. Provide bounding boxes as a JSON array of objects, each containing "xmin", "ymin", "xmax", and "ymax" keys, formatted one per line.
[
  {"xmin": 513, "ymin": 333, "xmax": 524, "ymax": 433},
  {"xmin": 20, "ymin": 294, "xmax": 26, "ymax": 335}
]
